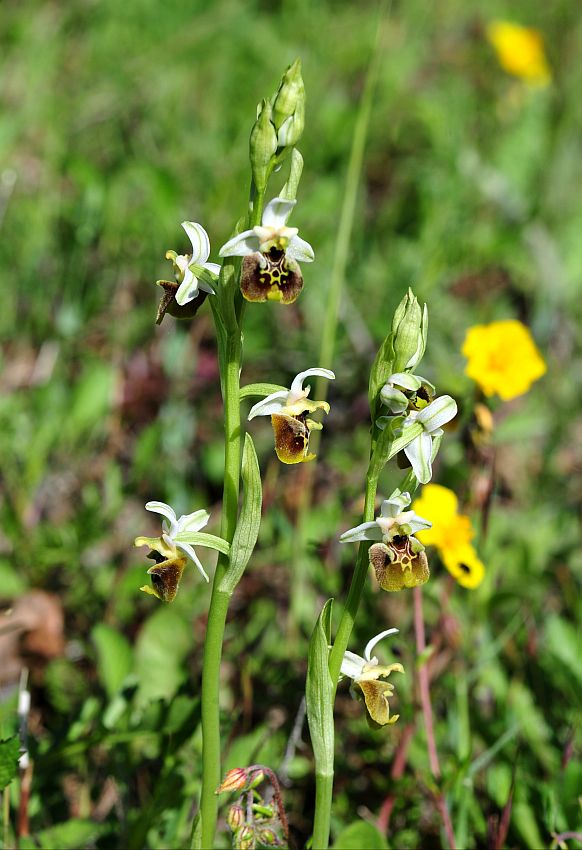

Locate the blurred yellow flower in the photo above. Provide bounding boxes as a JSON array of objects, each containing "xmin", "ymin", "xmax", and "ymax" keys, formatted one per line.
[
  {"xmin": 462, "ymin": 319, "xmax": 546, "ymax": 401},
  {"xmin": 486, "ymin": 21, "xmax": 551, "ymax": 85},
  {"xmin": 412, "ymin": 484, "xmax": 484, "ymax": 589}
]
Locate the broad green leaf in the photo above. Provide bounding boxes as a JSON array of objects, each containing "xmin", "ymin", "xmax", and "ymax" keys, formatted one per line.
[
  {"xmin": 306, "ymin": 599, "xmax": 334, "ymax": 776},
  {"xmin": 240, "ymin": 382, "xmax": 287, "ymax": 400},
  {"xmin": 36, "ymin": 819, "xmax": 107, "ymax": 849},
  {"xmin": 173, "ymin": 531, "xmax": 230, "ymax": 555},
  {"xmin": 219, "ymin": 434, "xmax": 262, "ymax": 595},
  {"xmin": 0, "ymin": 736, "xmax": 19, "ymax": 790},
  {"xmin": 331, "ymin": 820, "xmax": 388, "ymax": 849},
  {"xmin": 92, "ymin": 624, "xmax": 134, "ymax": 699},
  {"xmin": 134, "ymin": 607, "xmax": 191, "ymax": 704}
]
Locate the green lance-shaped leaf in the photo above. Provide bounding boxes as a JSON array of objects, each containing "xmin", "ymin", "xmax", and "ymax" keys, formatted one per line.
[
  {"xmin": 306, "ymin": 599, "xmax": 335, "ymax": 778},
  {"xmin": 240, "ymin": 383, "xmax": 288, "ymax": 401},
  {"xmin": 0, "ymin": 736, "xmax": 20, "ymax": 790},
  {"xmin": 219, "ymin": 434, "xmax": 262, "ymax": 595}
]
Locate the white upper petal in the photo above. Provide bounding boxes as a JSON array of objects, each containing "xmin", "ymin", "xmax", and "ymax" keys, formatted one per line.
[
  {"xmin": 417, "ymin": 395, "xmax": 457, "ymax": 434},
  {"xmin": 364, "ymin": 628, "xmax": 399, "ymax": 662},
  {"xmin": 262, "ymin": 196, "xmax": 296, "ymax": 229},
  {"xmin": 340, "ymin": 650, "xmax": 366, "ymax": 680},
  {"xmin": 339, "ymin": 521, "xmax": 383, "ymax": 544},
  {"xmin": 248, "ymin": 390, "xmax": 289, "ymax": 420},
  {"xmin": 404, "ymin": 432, "xmax": 434, "ymax": 484},
  {"xmin": 146, "ymin": 501, "xmax": 178, "ymax": 534},
  {"xmin": 203, "ymin": 262, "xmax": 221, "ymax": 276},
  {"xmin": 174, "ymin": 540, "xmax": 209, "ymax": 582},
  {"xmin": 380, "ymin": 492, "xmax": 411, "ymax": 518},
  {"xmin": 389, "ymin": 372, "xmax": 422, "ymax": 391},
  {"xmin": 286, "ymin": 234, "xmax": 315, "ymax": 263},
  {"xmin": 289, "ymin": 368, "xmax": 335, "ymax": 399},
  {"xmin": 176, "ymin": 509, "xmax": 210, "ymax": 533},
  {"xmin": 219, "ymin": 230, "xmax": 260, "ymax": 258},
  {"xmin": 181, "ymin": 222, "xmax": 210, "ymax": 264}
]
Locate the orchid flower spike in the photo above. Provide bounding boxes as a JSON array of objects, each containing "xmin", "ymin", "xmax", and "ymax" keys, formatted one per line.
[
  {"xmin": 166, "ymin": 222, "xmax": 220, "ymax": 307},
  {"xmin": 247, "ymin": 367, "xmax": 335, "ymax": 464},
  {"xmin": 340, "ymin": 629, "xmax": 404, "ymax": 727},
  {"xmin": 219, "ymin": 197, "xmax": 313, "ymax": 304}
]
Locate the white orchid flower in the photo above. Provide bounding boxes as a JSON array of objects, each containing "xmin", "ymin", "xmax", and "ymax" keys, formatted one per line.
[
  {"xmin": 402, "ymin": 395, "xmax": 457, "ymax": 484},
  {"xmin": 339, "ymin": 490, "xmax": 431, "ymax": 545},
  {"xmin": 340, "ymin": 628, "xmax": 400, "ymax": 681},
  {"xmin": 248, "ymin": 367, "xmax": 335, "ymax": 420},
  {"xmin": 219, "ymin": 197, "xmax": 314, "ymax": 264},
  {"xmin": 172, "ymin": 222, "xmax": 220, "ymax": 307},
  {"xmin": 341, "ymin": 629, "xmax": 404, "ymax": 726},
  {"xmin": 145, "ymin": 500, "xmax": 211, "ymax": 581},
  {"xmin": 380, "ymin": 372, "xmax": 435, "ymax": 414}
]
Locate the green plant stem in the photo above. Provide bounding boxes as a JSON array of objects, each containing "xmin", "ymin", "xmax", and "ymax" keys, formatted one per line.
[
  {"xmin": 328, "ymin": 467, "xmax": 379, "ymax": 688},
  {"xmin": 312, "ymin": 770, "xmax": 334, "ymax": 850},
  {"xmin": 198, "ymin": 329, "xmax": 243, "ymax": 850}
]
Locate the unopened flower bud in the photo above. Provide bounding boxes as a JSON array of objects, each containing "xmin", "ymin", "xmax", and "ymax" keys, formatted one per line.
[
  {"xmin": 250, "ymin": 99, "xmax": 278, "ymax": 193},
  {"xmin": 391, "ymin": 288, "xmax": 428, "ymax": 372},
  {"xmin": 256, "ymin": 826, "xmax": 280, "ymax": 846},
  {"xmin": 235, "ymin": 824, "xmax": 256, "ymax": 850},
  {"xmin": 248, "ymin": 768, "xmax": 265, "ymax": 789},
  {"xmin": 216, "ymin": 767, "xmax": 248, "ymax": 794},
  {"xmin": 227, "ymin": 804, "xmax": 245, "ymax": 832},
  {"xmin": 272, "ymin": 58, "xmax": 305, "ymax": 147}
]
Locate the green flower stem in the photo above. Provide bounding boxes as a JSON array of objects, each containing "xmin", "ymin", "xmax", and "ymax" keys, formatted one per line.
[
  {"xmin": 312, "ymin": 770, "xmax": 334, "ymax": 850},
  {"xmin": 197, "ymin": 185, "xmax": 264, "ymax": 849},
  {"xmin": 198, "ymin": 329, "xmax": 243, "ymax": 850},
  {"xmin": 327, "ymin": 466, "xmax": 379, "ymax": 688}
]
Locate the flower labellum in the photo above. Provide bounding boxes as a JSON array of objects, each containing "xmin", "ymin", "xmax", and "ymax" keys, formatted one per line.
[
  {"xmin": 219, "ymin": 197, "xmax": 313, "ymax": 304},
  {"xmin": 247, "ymin": 368, "xmax": 334, "ymax": 464},
  {"xmin": 340, "ymin": 629, "xmax": 404, "ymax": 727}
]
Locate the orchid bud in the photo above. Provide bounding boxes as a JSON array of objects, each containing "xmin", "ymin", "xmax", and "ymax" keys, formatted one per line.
[
  {"xmin": 256, "ymin": 826, "xmax": 280, "ymax": 846},
  {"xmin": 391, "ymin": 288, "xmax": 428, "ymax": 373},
  {"xmin": 250, "ymin": 99, "xmax": 278, "ymax": 193},
  {"xmin": 227, "ymin": 804, "xmax": 246, "ymax": 832},
  {"xmin": 216, "ymin": 767, "xmax": 248, "ymax": 794},
  {"xmin": 272, "ymin": 58, "xmax": 305, "ymax": 147},
  {"xmin": 235, "ymin": 824, "xmax": 256, "ymax": 850}
]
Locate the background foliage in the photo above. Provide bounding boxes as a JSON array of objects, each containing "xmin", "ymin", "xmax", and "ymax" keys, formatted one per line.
[{"xmin": 1, "ymin": 0, "xmax": 580, "ymax": 847}]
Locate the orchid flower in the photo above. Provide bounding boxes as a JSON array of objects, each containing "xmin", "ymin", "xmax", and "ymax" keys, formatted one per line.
[
  {"xmin": 340, "ymin": 629, "xmax": 404, "ymax": 726},
  {"xmin": 247, "ymin": 368, "xmax": 335, "ymax": 464},
  {"xmin": 219, "ymin": 198, "xmax": 313, "ymax": 304},
  {"xmin": 144, "ymin": 501, "xmax": 211, "ymax": 581},
  {"xmin": 166, "ymin": 222, "xmax": 220, "ymax": 307},
  {"xmin": 401, "ymin": 395, "xmax": 457, "ymax": 484}
]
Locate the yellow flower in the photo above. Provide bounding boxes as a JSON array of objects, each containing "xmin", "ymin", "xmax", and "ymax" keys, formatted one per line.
[
  {"xmin": 486, "ymin": 21, "xmax": 551, "ymax": 85},
  {"xmin": 442, "ymin": 544, "xmax": 485, "ymax": 590},
  {"xmin": 462, "ymin": 319, "xmax": 546, "ymax": 401},
  {"xmin": 412, "ymin": 484, "xmax": 485, "ymax": 589}
]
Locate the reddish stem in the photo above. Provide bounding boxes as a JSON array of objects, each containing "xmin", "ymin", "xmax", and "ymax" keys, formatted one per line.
[
  {"xmin": 376, "ymin": 723, "xmax": 415, "ymax": 834},
  {"xmin": 413, "ymin": 586, "xmax": 457, "ymax": 850}
]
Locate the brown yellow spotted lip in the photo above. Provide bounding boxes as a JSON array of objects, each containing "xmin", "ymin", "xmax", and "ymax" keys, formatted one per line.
[{"xmin": 240, "ymin": 250, "xmax": 303, "ymax": 304}]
